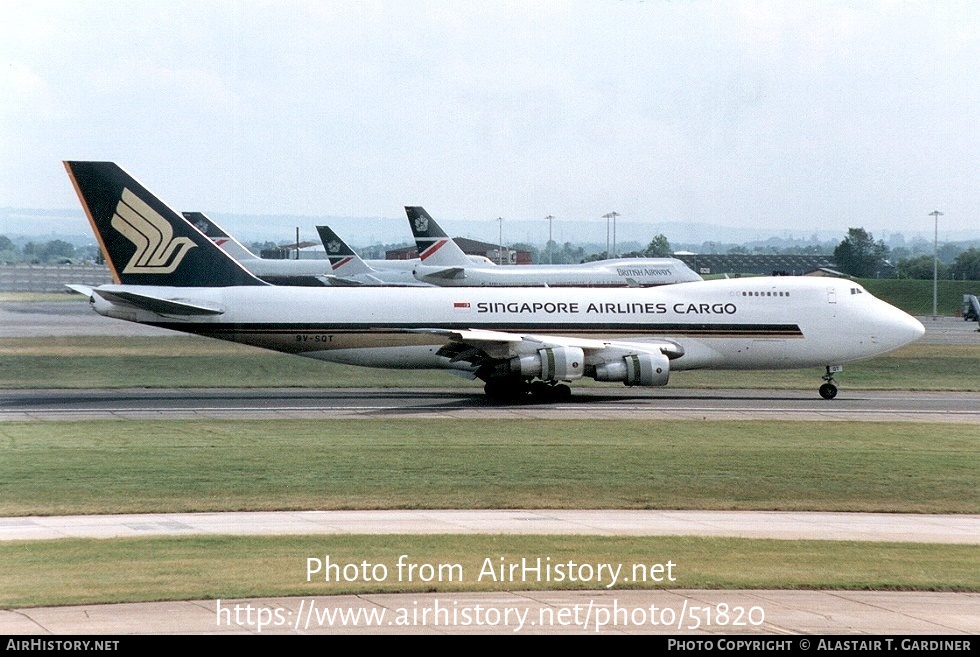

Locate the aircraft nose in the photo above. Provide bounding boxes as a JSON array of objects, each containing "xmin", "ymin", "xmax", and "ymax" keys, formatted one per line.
[
  {"xmin": 886, "ymin": 306, "xmax": 925, "ymax": 347},
  {"xmin": 906, "ymin": 314, "xmax": 926, "ymax": 341}
]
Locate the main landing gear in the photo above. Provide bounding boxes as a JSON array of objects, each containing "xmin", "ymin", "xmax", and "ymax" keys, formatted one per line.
[
  {"xmin": 819, "ymin": 365, "xmax": 841, "ymax": 400},
  {"xmin": 483, "ymin": 377, "xmax": 572, "ymax": 403}
]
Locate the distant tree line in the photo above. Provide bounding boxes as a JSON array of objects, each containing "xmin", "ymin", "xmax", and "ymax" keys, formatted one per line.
[
  {"xmin": 0, "ymin": 236, "xmax": 98, "ymax": 265},
  {"xmin": 896, "ymin": 248, "xmax": 980, "ymax": 280},
  {"xmin": 831, "ymin": 227, "xmax": 979, "ymax": 280},
  {"xmin": 577, "ymin": 228, "xmax": 978, "ymax": 281}
]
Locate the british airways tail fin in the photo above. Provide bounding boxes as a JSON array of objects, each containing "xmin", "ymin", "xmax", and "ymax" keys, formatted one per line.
[
  {"xmin": 315, "ymin": 225, "xmax": 374, "ymax": 276},
  {"xmin": 64, "ymin": 161, "xmax": 266, "ymax": 287},
  {"xmin": 404, "ymin": 206, "xmax": 473, "ymax": 267},
  {"xmin": 182, "ymin": 211, "xmax": 260, "ymax": 261}
]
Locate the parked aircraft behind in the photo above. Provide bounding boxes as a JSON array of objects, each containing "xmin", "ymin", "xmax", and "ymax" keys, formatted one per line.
[
  {"xmin": 182, "ymin": 211, "xmax": 335, "ymax": 286},
  {"xmin": 315, "ymin": 225, "xmax": 430, "ymax": 286},
  {"xmin": 65, "ymin": 161, "xmax": 924, "ymax": 401},
  {"xmin": 184, "ymin": 211, "xmax": 488, "ymax": 284},
  {"xmin": 405, "ymin": 206, "xmax": 704, "ymax": 287}
]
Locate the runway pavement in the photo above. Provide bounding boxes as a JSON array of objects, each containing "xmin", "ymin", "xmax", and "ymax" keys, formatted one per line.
[
  {"xmin": 3, "ymin": 509, "xmax": 978, "ymax": 543},
  {"xmin": 3, "ymin": 590, "xmax": 977, "ymax": 636},
  {"xmin": 3, "ymin": 387, "xmax": 980, "ymax": 423}
]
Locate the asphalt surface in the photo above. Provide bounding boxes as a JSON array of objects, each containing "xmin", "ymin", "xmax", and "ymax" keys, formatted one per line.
[
  {"xmin": 3, "ymin": 510, "xmax": 978, "ymax": 544},
  {"xmin": 3, "ymin": 590, "xmax": 977, "ymax": 636},
  {"xmin": 3, "ymin": 387, "xmax": 979, "ymax": 423}
]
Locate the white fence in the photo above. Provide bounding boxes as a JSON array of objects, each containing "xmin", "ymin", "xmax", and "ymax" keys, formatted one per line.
[{"xmin": 0, "ymin": 264, "xmax": 113, "ymax": 292}]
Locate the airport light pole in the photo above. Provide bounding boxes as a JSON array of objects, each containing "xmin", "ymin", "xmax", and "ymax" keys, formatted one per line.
[
  {"xmin": 929, "ymin": 210, "xmax": 943, "ymax": 319},
  {"xmin": 602, "ymin": 212, "xmax": 620, "ymax": 258},
  {"xmin": 545, "ymin": 215, "xmax": 554, "ymax": 264},
  {"xmin": 603, "ymin": 214, "xmax": 609, "ymax": 257},
  {"xmin": 497, "ymin": 217, "xmax": 504, "ymax": 265}
]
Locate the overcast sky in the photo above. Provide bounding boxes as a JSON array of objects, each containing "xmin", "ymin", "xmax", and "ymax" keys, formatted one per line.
[{"xmin": 1, "ymin": 0, "xmax": 977, "ymax": 244}]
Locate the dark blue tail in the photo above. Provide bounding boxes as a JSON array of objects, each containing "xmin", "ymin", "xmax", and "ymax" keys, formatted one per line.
[{"xmin": 64, "ymin": 161, "xmax": 265, "ymax": 287}]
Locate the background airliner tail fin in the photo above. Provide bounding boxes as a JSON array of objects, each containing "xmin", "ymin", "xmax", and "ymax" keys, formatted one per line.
[
  {"xmin": 182, "ymin": 211, "xmax": 260, "ymax": 261},
  {"xmin": 316, "ymin": 225, "xmax": 373, "ymax": 275},
  {"xmin": 404, "ymin": 206, "xmax": 473, "ymax": 267}
]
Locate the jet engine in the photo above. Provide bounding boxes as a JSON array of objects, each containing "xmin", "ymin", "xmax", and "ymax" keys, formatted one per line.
[
  {"xmin": 593, "ymin": 352, "xmax": 670, "ymax": 387},
  {"xmin": 508, "ymin": 346, "xmax": 585, "ymax": 381}
]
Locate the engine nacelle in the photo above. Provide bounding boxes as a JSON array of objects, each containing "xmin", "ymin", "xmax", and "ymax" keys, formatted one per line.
[
  {"xmin": 593, "ymin": 352, "xmax": 670, "ymax": 387},
  {"xmin": 509, "ymin": 346, "xmax": 585, "ymax": 381}
]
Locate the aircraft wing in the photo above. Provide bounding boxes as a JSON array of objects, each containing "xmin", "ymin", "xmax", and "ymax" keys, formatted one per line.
[
  {"xmin": 408, "ymin": 327, "xmax": 682, "ymax": 367},
  {"xmin": 92, "ymin": 288, "xmax": 226, "ymax": 316},
  {"xmin": 65, "ymin": 284, "xmax": 94, "ymax": 297},
  {"xmin": 409, "ymin": 328, "xmax": 525, "ymax": 345}
]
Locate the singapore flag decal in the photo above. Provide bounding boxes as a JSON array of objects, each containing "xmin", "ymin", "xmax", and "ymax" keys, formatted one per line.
[{"xmin": 453, "ymin": 301, "xmax": 471, "ymax": 311}]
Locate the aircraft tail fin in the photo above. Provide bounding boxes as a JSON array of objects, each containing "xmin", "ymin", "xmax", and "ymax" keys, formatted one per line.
[
  {"xmin": 404, "ymin": 206, "xmax": 473, "ymax": 267},
  {"xmin": 64, "ymin": 161, "xmax": 266, "ymax": 287},
  {"xmin": 182, "ymin": 211, "xmax": 260, "ymax": 261},
  {"xmin": 315, "ymin": 225, "xmax": 373, "ymax": 275}
]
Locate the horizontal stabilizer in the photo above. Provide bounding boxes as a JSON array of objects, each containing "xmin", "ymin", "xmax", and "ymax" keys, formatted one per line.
[
  {"xmin": 65, "ymin": 284, "xmax": 94, "ymax": 297},
  {"xmin": 94, "ymin": 289, "xmax": 225, "ymax": 316},
  {"xmin": 317, "ymin": 275, "xmax": 366, "ymax": 287},
  {"xmin": 417, "ymin": 267, "xmax": 466, "ymax": 281}
]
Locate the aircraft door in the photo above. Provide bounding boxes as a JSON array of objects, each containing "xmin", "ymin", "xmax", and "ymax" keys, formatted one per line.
[{"xmin": 826, "ymin": 286, "xmax": 837, "ymax": 320}]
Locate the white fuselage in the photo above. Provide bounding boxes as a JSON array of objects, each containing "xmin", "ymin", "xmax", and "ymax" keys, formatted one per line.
[
  {"xmin": 89, "ymin": 276, "xmax": 924, "ymax": 375},
  {"xmin": 413, "ymin": 258, "xmax": 703, "ymax": 287}
]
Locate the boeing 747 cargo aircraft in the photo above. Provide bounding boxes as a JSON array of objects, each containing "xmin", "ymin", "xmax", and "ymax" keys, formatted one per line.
[{"xmin": 65, "ymin": 162, "xmax": 924, "ymax": 401}]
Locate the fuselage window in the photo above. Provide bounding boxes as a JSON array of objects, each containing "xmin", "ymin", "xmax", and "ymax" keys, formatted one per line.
[{"xmin": 741, "ymin": 290, "xmax": 789, "ymax": 298}]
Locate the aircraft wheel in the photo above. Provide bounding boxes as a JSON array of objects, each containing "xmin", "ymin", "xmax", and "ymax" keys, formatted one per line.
[
  {"xmin": 529, "ymin": 381, "xmax": 551, "ymax": 400},
  {"xmin": 819, "ymin": 382, "xmax": 838, "ymax": 400},
  {"xmin": 527, "ymin": 381, "xmax": 572, "ymax": 402},
  {"xmin": 484, "ymin": 378, "xmax": 528, "ymax": 402}
]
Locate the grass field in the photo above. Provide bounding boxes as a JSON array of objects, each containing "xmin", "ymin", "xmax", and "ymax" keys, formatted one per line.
[
  {"xmin": 859, "ymin": 277, "xmax": 979, "ymax": 317},
  {"xmin": 2, "ymin": 419, "xmax": 977, "ymax": 516}
]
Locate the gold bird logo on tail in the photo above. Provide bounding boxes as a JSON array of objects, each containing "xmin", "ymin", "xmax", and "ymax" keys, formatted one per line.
[{"xmin": 111, "ymin": 188, "xmax": 196, "ymax": 274}]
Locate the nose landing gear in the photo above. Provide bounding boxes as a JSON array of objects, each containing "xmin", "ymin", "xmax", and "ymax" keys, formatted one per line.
[{"xmin": 819, "ymin": 365, "xmax": 841, "ymax": 400}]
